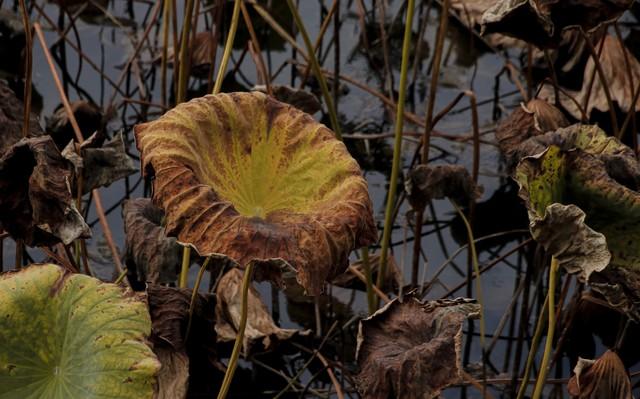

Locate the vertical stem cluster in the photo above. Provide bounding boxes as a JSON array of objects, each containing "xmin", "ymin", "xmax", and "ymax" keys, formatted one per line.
[{"xmin": 375, "ymin": 0, "xmax": 416, "ymax": 300}]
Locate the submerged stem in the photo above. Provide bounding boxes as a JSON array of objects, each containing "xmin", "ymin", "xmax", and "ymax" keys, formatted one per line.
[
  {"xmin": 217, "ymin": 263, "xmax": 254, "ymax": 399},
  {"xmin": 375, "ymin": 0, "xmax": 415, "ymax": 302},
  {"xmin": 532, "ymin": 257, "xmax": 559, "ymax": 399}
]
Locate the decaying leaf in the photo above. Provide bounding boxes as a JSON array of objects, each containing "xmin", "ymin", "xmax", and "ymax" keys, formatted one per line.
[
  {"xmin": 135, "ymin": 92, "xmax": 377, "ymax": 295},
  {"xmin": 0, "ymin": 136, "xmax": 90, "ymax": 246},
  {"xmin": 0, "ymin": 264, "xmax": 160, "ymax": 398},
  {"xmin": 332, "ymin": 252, "xmax": 402, "ymax": 293},
  {"xmin": 123, "ymin": 198, "xmax": 181, "ymax": 285},
  {"xmin": 252, "ymin": 84, "xmax": 322, "ymax": 114},
  {"xmin": 0, "ymin": 80, "xmax": 42, "ymax": 154},
  {"xmin": 62, "ymin": 131, "xmax": 137, "ymax": 193},
  {"xmin": 539, "ymin": 35, "xmax": 640, "ymax": 119},
  {"xmin": 216, "ymin": 268, "xmax": 308, "ymax": 355},
  {"xmin": 190, "ymin": 31, "xmax": 216, "ymax": 78},
  {"xmin": 495, "ymin": 99, "xmax": 569, "ymax": 169},
  {"xmin": 567, "ymin": 350, "xmax": 632, "ymax": 399},
  {"xmin": 46, "ymin": 100, "xmax": 103, "ymax": 149},
  {"xmin": 481, "ymin": 0, "xmax": 634, "ymax": 48},
  {"xmin": 356, "ymin": 296, "xmax": 480, "ymax": 399},
  {"xmin": 405, "ymin": 164, "xmax": 483, "ymax": 210},
  {"xmin": 514, "ymin": 125, "xmax": 640, "ymax": 318},
  {"xmin": 147, "ymin": 285, "xmax": 217, "ymax": 398},
  {"xmin": 450, "ymin": 0, "xmax": 524, "ymax": 48}
]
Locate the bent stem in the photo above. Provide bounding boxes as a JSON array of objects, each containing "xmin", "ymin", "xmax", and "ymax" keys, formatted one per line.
[
  {"xmin": 185, "ymin": 256, "xmax": 211, "ymax": 343},
  {"xmin": 179, "ymin": 246, "xmax": 191, "ymax": 288},
  {"xmin": 452, "ymin": 201, "xmax": 486, "ymax": 393},
  {"xmin": 532, "ymin": 256, "xmax": 559, "ymax": 399},
  {"xmin": 375, "ymin": 0, "xmax": 415, "ymax": 301},
  {"xmin": 212, "ymin": 0, "xmax": 242, "ymax": 95},
  {"xmin": 217, "ymin": 263, "xmax": 255, "ymax": 399}
]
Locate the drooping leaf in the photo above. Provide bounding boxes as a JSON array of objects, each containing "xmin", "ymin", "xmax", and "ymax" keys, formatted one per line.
[
  {"xmin": 215, "ymin": 268, "xmax": 309, "ymax": 355},
  {"xmin": 539, "ymin": 35, "xmax": 640, "ymax": 119},
  {"xmin": 0, "ymin": 264, "xmax": 160, "ymax": 398},
  {"xmin": 481, "ymin": 0, "xmax": 634, "ymax": 48},
  {"xmin": 567, "ymin": 350, "xmax": 632, "ymax": 399},
  {"xmin": 252, "ymin": 84, "xmax": 322, "ymax": 114},
  {"xmin": 514, "ymin": 125, "xmax": 640, "ymax": 318},
  {"xmin": 147, "ymin": 285, "xmax": 217, "ymax": 398},
  {"xmin": 495, "ymin": 99, "xmax": 569, "ymax": 169},
  {"xmin": 0, "ymin": 136, "xmax": 90, "ymax": 246},
  {"xmin": 405, "ymin": 164, "xmax": 483, "ymax": 210},
  {"xmin": 0, "ymin": 79, "xmax": 42, "ymax": 154},
  {"xmin": 46, "ymin": 100, "xmax": 103, "ymax": 149},
  {"xmin": 123, "ymin": 198, "xmax": 181, "ymax": 285},
  {"xmin": 450, "ymin": 0, "xmax": 525, "ymax": 48},
  {"xmin": 135, "ymin": 92, "xmax": 377, "ymax": 295},
  {"xmin": 356, "ymin": 296, "xmax": 480, "ymax": 399},
  {"xmin": 62, "ymin": 131, "xmax": 137, "ymax": 193}
]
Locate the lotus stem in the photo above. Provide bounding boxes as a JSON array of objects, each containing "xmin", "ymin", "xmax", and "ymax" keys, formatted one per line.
[
  {"xmin": 213, "ymin": 0, "xmax": 242, "ymax": 95},
  {"xmin": 532, "ymin": 256, "xmax": 559, "ymax": 399},
  {"xmin": 177, "ymin": 0, "xmax": 196, "ymax": 103},
  {"xmin": 375, "ymin": 0, "xmax": 415, "ymax": 301},
  {"xmin": 19, "ymin": 0, "xmax": 32, "ymax": 138},
  {"xmin": 179, "ymin": 246, "xmax": 191, "ymax": 288},
  {"xmin": 114, "ymin": 268, "xmax": 128, "ymax": 285},
  {"xmin": 361, "ymin": 247, "xmax": 376, "ymax": 314},
  {"xmin": 516, "ymin": 292, "xmax": 549, "ymax": 399},
  {"xmin": 217, "ymin": 263, "xmax": 254, "ymax": 399},
  {"xmin": 452, "ymin": 201, "xmax": 486, "ymax": 393},
  {"xmin": 160, "ymin": 0, "xmax": 172, "ymax": 107},
  {"xmin": 185, "ymin": 256, "xmax": 211, "ymax": 343},
  {"xmin": 285, "ymin": 0, "xmax": 342, "ymax": 140}
]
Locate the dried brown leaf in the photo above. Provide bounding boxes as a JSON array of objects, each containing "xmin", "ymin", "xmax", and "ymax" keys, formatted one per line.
[
  {"xmin": 252, "ymin": 85, "xmax": 322, "ymax": 114},
  {"xmin": 62, "ymin": 131, "xmax": 137, "ymax": 193},
  {"xmin": 481, "ymin": 0, "xmax": 633, "ymax": 48},
  {"xmin": 539, "ymin": 35, "xmax": 640, "ymax": 119},
  {"xmin": 0, "ymin": 80, "xmax": 42, "ymax": 154},
  {"xmin": 450, "ymin": 0, "xmax": 524, "ymax": 48},
  {"xmin": 123, "ymin": 198, "xmax": 181, "ymax": 285},
  {"xmin": 356, "ymin": 296, "xmax": 480, "ymax": 399},
  {"xmin": 135, "ymin": 92, "xmax": 377, "ymax": 295},
  {"xmin": 405, "ymin": 164, "xmax": 483, "ymax": 210},
  {"xmin": 46, "ymin": 100, "xmax": 103, "ymax": 149},
  {"xmin": 0, "ymin": 136, "xmax": 90, "ymax": 246},
  {"xmin": 215, "ymin": 268, "xmax": 309, "ymax": 355},
  {"xmin": 567, "ymin": 350, "xmax": 632, "ymax": 399},
  {"xmin": 153, "ymin": 348, "xmax": 189, "ymax": 399},
  {"xmin": 332, "ymin": 252, "xmax": 402, "ymax": 293}
]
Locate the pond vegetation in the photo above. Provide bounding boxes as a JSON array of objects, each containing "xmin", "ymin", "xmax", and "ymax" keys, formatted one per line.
[{"xmin": 2, "ymin": 0, "xmax": 640, "ymax": 398}]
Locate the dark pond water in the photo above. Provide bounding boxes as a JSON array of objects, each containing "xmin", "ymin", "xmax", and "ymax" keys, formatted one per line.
[{"xmin": 3, "ymin": 0, "xmax": 639, "ymax": 397}]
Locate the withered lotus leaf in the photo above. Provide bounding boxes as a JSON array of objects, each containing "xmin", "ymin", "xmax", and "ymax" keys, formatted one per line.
[
  {"xmin": 46, "ymin": 100, "xmax": 103, "ymax": 149},
  {"xmin": 135, "ymin": 92, "xmax": 377, "ymax": 295},
  {"xmin": 63, "ymin": 131, "xmax": 138, "ymax": 193},
  {"xmin": 515, "ymin": 125, "xmax": 640, "ymax": 317},
  {"xmin": 147, "ymin": 285, "xmax": 217, "ymax": 398},
  {"xmin": 123, "ymin": 198, "xmax": 181, "ymax": 285},
  {"xmin": 539, "ymin": 35, "xmax": 640, "ymax": 119},
  {"xmin": 356, "ymin": 296, "xmax": 480, "ymax": 399},
  {"xmin": 252, "ymin": 85, "xmax": 322, "ymax": 115},
  {"xmin": 405, "ymin": 164, "xmax": 483, "ymax": 210},
  {"xmin": 216, "ymin": 268, "xmax": 309, "ymax": 355},
  {"xmin": 495, "ymin": 99, "xmax": 569, "ymax": 170},
  {"xmin": 0, "ymin": 80, "xmax": 42, "ymax": 155},
  {"xmin": 450, "ymin": 0, "xmax": 524, "ymax": 48},
  {"xmin": 0, "ymin": 136, "xmax": 90, "ymax": 246},
  {"xmin": 332, "ymin": 252, "xmax": 402, "ymax": 293},
  {"xmin": 481, "ymin": 0, "xmax": 634, "ymax": 49},
  {"xmin": 567, "ymin": 350, "xmax": 632, "ymax": 399}
]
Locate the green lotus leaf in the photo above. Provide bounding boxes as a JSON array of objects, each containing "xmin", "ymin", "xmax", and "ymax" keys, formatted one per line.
[
  {"xmin": 515, "ymin": 125, "xmax": 640, "ymax": 317},
  {"xmin": 0, "ymin": 264, "xmax": 160, "ymax": 398},
  {"xmin": 134, "ymin": 92, "xmax": 377, "ymax": 295}
]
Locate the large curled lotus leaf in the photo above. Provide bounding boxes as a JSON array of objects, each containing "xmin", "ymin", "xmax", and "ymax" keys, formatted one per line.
[
  {"xmin": 0, "ymin": 264, "xmax": 160, "ymax": 398},
  {"xmin": 481, "ymin": 0, "xmax": 634, "ymax": 49},
  {"xmin": 567, "ymin": 350, "xmax": 632, "ymax": 399},
  {"xmin": 355, "ymin": 296, "xmax": 480, "ymax": 399},
  {"xmin": 134, "ymin": 92, "xmax": 377, "ymax": 295},
  {"xmin": 515, "ymin": 136, "xmax": 640, "ymax": 316}
]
